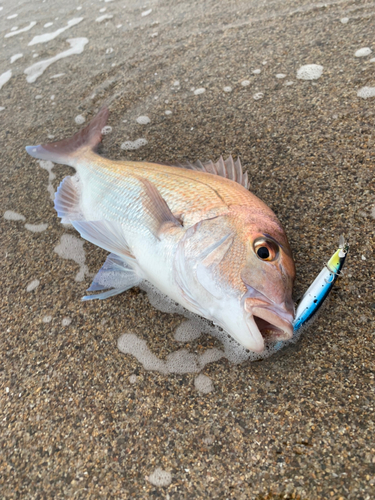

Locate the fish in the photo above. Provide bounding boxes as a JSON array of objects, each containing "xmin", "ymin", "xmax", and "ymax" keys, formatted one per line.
[{"xmin": 26, "ymin": 107, "xmax": 296, "ymax": 353}]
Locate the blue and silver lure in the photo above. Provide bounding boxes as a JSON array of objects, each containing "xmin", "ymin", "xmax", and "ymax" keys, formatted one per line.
[
  {"xmin": 293, "ymin": 235, "xmax": 348, "ymax": 332},
  {"xmin": 275, "ymin": 236, "xmax": 348, "ymax": 350}
]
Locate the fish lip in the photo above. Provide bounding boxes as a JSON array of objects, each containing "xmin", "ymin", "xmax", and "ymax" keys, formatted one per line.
[
  {"xmin": 244, "ymin": 297, "xmax": 294, "ymax": 342},
  {"xmin": 244, "ymin": 314, "xmax": 265, "ymax": 353}
]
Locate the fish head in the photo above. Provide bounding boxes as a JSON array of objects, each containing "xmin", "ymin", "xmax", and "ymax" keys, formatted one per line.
[
  {"xmin": 239, "ymin": 223, "xmax": 296, "ymax": 352},
  {"xmin": 174, "ymin": 210, "xmax": 295, "ymax": 353}
]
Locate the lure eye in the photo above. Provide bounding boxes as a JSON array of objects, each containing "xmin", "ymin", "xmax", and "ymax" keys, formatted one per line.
[{"xmin": 254, "ymin": 239, "xmax": 279, "ymax": 262}]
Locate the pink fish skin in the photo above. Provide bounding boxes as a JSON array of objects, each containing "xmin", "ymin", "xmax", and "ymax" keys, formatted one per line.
[{"xmin": 26, "ymin": 108, "xmax": 295, "ymax": 353}]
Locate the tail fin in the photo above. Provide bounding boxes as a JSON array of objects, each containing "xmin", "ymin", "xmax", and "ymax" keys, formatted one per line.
[{"xmin": 25, "ymin": 107, "xmax": 109, "ymax": 168}]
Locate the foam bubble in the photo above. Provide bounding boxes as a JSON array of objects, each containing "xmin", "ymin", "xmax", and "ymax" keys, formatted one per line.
[
  {"xmin": 10, "ymin": 53, "xmax": 23, "ymax": 63},
  {"xmin": 28, "ymin": 18, "xmax": 83, "ymax": 46},
  {"xmin": 276, "ymin": 73, "xmax": 286, "ymax": 79},
  {"xmin": 253, "ymin": 92, "xmax": 264, "ymax": 100},
  {"xmin": 296, "ymin": 64, "xmax": 323, "ymax": 80},
  {"xmin": 24, "ymin": 38, "xmax": 88, "ymax": 83},
  {"xmin": 118, "ymin": 334, "xmax": 168, "ymax": 374},
  {"xmin": 285, "ymin": 81, "xmax": 294, "ymax": 86},
  {"xmin": 118, "ymin": 331, "xmax": 224, "ymax": 375},
  {"xmin": 43, "ymin": 315, "xmax": 52, "ymax": 323},
  {"xmin": 147, "ymin": 468, "xmax": 171, "ymax": 487},
  {"xmin": 5, "ymin": 21, "xmax": 37, "ymax": 38},
  {"xmin": 75, "ymin": 114, "xmax": 86, "ymax": 125},
  {"xmin": 141, "ymin": 8, "xmax": 152, "ymax": 17},
  {"xmin": 0, "ymin": 107, "xmax": 5, "ymax": 112},
  {"xmin": 0, "ymin": 70, "xmax": 12, "ymax": 90},
  {"xmin": 105, "ymin": 47, "xmax": 113, "ymax": 54},
  {"xmin": 194, "ymin": 374, "xmax": 214, "ymax": 394},
  {"xmin": 223, "ymin": 86, "xmax": 232, "ymax": 92},
  {"xmin": 27, "ymin": 279, "xmax": 40, "ymax": 292},
  {"xmin": 174, "ymin": 319, "xmax": 202, "ymax": 342},
  {"xmin": 252, "ymin": 69, "xmax": 261, "ymax": 74},
  {"xmin": 44, "ymin": 22, "xmax": 53, "ymax": 28},
  {"xmin": 121, "ymin": 138, "xmax": 148, "ymax": 150},
  {"xmin": 25, "ymin": 223, "xmax": 48, "ymax": 232},
  {"xmin": 7, "ymin": 14, "xmax": 18, "ymax": 19},
  {"xmin": 165, "ymin": 350, "xmax": 199, "ymax": 373},
  {"xmin": 62, "ymin": 317, "xmax": 71, "ymax": 326},
  {"xmin": 50, "ymin": 73, "xmax": 65, "ymax": 79},
  {"xmin": 101, "ymin": 125, "xmax": 112, "ymax": 135},
  {"xmin": 38, "ymin": 160, "xmax": 56, "ymax": 200},
  {"xmin": 4, "ymin": 210, "xmax": 25, "ymax": 221},
  {"xmin": 165, "ymin": 110, "xmax": 172, "ymax": 115},
  {"xmin": 96, "ymin": 14, "xmax": 113, "ymax": 22},
  {"xmin": 54, "ymin": 234, "xmax": 88, "ymax": 282},
  {"xmin": 173, "ymin": 80, "xmax": 180, "ymax": 86},
  {"xmin": 357, "ymin": 87, "xmax": 375, "ymax": 99},
  {"xmin": 355, "ymin": 47, "xmax": 372, "ymax": 58},
  {"xmin": 11, "ymin": 27, "xmax": 18, "ymax": 32},
  {"xmin": 194, "ymin": 88, "xmax": 205, "ymax": 95},
  {"xmin": 241, "ymin": 80, "xmax": 250, "ymax": 86},
  {"xmin": 340, "ymin": 17, "xmax": 349, "ymax": 24},
  {"xmin": 99, "ymin": 8, "xmax": 106, "ymax": 13},
  {"xmin": 136, "ymin": 115, "xmax": 150, "ymax": 124}
]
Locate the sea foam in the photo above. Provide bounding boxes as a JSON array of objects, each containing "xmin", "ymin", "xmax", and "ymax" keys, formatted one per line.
[{"xmin": 24, "ymin": 38, "xmax": 88, "ymax": 83}]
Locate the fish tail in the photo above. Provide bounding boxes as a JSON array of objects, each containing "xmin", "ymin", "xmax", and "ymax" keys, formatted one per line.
[{"xmin": 25, "ymin": 107, "xmax": 109, "ymax": 168}]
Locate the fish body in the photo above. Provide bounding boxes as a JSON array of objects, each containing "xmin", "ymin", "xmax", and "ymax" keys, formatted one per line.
[{"xmin": 26, "ymin": 108, "xmax": 296, "ymax": 353}]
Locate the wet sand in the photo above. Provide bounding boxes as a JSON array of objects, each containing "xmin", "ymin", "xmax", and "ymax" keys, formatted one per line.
[{"xmin": 1, "ymin": 0, "xmax": 374, "ymax": 498}]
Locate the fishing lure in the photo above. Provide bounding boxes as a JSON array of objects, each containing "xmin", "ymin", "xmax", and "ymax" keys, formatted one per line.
[
  {"xmin": 293, "ymin": 235, "xmax": 349, "ymax": 333},
  {"xmin": 273, "ymin": 237, "xmax": 348, "ymax": 352}
]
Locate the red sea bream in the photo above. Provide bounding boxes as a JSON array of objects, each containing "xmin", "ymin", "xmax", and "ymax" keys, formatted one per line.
[{"xmin": 26, "ymin": 108, "xmax": 296, "ymax": 353}]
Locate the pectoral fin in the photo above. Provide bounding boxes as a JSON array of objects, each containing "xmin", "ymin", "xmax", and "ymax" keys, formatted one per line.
[{"xmin": 138, "ymin": 178, "xmax": 183, "ymax": 238}]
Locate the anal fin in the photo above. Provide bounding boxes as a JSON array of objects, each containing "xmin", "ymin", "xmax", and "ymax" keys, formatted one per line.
[{"xmin": 83, "ymin": 253, "xmax": 142, "ymax": 301}]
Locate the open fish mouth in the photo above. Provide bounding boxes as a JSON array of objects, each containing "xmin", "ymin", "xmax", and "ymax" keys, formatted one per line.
[
  {"xmin": 243, "ymin": 296, "xmax": 294, "ymax": 351},
  {"xmin": 253, "ymin": 316, "xmax": 292, "ymax": 341},
  {"xmin": 252, "ymin": 305, "xmax": 294, "ymax": 341}
]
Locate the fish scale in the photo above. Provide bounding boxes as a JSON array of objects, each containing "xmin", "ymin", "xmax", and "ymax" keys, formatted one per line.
[{"xmin": 81, "ymin": 153, "xmax": 267, "ymax": 226}]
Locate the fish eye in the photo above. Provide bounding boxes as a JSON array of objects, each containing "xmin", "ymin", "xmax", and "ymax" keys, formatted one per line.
[
  {"xmin": 257, "ymin": 246, "xmax": 270, "ymax": 259},
  {"xmin": 253, "ymin": 239, "xmax": 279, "ymax": 261}
]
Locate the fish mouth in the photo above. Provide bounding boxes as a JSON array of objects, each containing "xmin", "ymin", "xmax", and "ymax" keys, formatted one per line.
[
  {"xmin": 244, "ymin": 296, "xmax": 294, "ymax": 352},
  {"xmin": 252, "ymin": 306, "xmax": 294, "ymax": 342}
]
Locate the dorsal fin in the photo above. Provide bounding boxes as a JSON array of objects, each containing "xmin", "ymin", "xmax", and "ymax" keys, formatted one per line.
[{"xmin": 168, "ymin": 155, "xmax": 249, "ymax": 189}]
